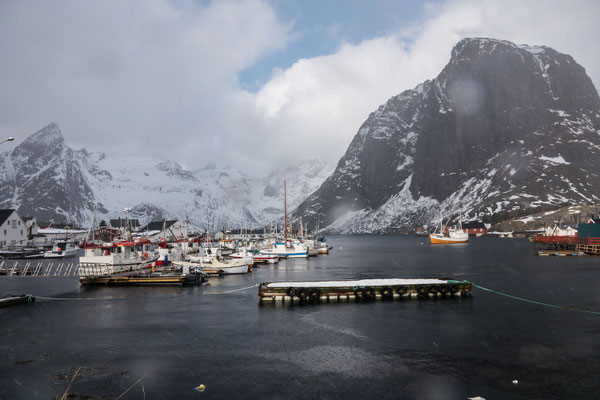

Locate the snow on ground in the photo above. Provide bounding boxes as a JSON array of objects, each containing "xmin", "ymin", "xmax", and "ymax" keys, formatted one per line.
[{"xmin": 539, "ymin": 155, "xmax": 570, "ymax": 165}]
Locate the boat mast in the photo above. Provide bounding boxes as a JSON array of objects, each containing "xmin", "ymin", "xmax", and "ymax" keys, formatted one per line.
[{"xmin": 284, "ymin": 180, "xmax": 287, "ymax": 243}]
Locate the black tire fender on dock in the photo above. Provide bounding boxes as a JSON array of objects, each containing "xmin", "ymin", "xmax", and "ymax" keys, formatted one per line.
[
  {"xmin": 308, "ymin": 288, "xmax": 320, "ymax": 301},
  {"xmin": 380, "ymin": 286, "xmax": 392, "ymax": 298},
  {"xmin": 354, "ymin": 287, "xmax": 365, "ymax": 299},
  {"xmin": 428, "ymin": 285, "xmax": 439, "ymax": 296},
  {"xmin": 296, "ymin": 288, "xmax": 308, "ymax": 300},
  {"xmin": 286, "ymin": 287, "xmax": 296, "ymax": 297},
  {"xmin": 439, "ymin": 285, "xmax": 449, "ymax": 296},
  {"xmin": 417, "ymin": 285, "xmax": 429, "ymax": 296},
  {"xmin": 396, "ymin": 286, "xmax": 408, "ymax": 295},
  {"xmin": 363, "ymin": 287, "xmax": 375, "ymax": 299},
  {"xmin": 449, "ymin": 284, "xmax": 459, "ymax": 294}
]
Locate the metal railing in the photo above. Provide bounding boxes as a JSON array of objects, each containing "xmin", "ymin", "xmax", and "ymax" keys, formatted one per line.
[{"xmin": 0, "ymin": 260, "xmax": 112, "ymax": 277}]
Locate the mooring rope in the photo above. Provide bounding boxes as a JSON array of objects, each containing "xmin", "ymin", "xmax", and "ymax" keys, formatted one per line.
[
  {"xmin": 473, "ymin": 283, "xmax": 600, "ymax": 316},
  {"xmin": 26, "ymin": 283, "xmax": 261, "ymax": 301},
  {"xmin": 204, "ymin": 283, "xmax": 260, "ymax": 295}
]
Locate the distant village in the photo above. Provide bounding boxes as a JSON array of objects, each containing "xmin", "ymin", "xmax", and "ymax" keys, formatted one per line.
[{"xmin": 0, "ymin": 209, "xmax": 193, "ymax": 250}]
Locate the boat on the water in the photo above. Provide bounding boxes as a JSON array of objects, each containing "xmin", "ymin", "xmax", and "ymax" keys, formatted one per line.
[
  {"xmin": 43, "ymin": 241, "xmax": 78, "ymax": 258},
  {"xmin": 429, "ymin": 211, "xmax": 468, "ymax": 244},
  {"xmin": 260, "ymin": 240, "xmax": 309, "ymax": 258},
  {"xmin": 78, "ymin": 239, "xmax": 159, "ymax": 277}
]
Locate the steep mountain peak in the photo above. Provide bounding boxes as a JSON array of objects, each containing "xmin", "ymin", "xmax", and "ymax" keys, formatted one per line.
[
  {"xmin": 296, "ymin": 37, "xmax": 600, "ymax": 233},
  {"xmin": 20, "ymin": 122, "xmax": 65, "ymax": 147}
]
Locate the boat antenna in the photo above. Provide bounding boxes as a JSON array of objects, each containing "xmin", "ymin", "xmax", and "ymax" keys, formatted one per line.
[
  {"xmin": 84, "ymin": 203, "xmax": 98, "ymax": 245},
  {"xmin": 123, "ymin": 207, "xmax": 132, "ymax": 241},
  {"xmin": 284, "ymin": 180, "xmax": 287, "ymax": 243}
]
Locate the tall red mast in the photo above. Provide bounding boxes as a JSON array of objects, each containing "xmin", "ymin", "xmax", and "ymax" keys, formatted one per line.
[{"xmin": 284, "ymin": 180, "xmax": 287, "ymax": 242}]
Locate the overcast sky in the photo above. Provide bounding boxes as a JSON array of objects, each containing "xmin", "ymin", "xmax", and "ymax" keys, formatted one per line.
[{"xmin": 1, "ymin": 0, "xmax": 598, "ymax": 174}]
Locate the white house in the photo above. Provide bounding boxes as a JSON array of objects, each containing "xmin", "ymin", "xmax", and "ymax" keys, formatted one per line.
[
  {"xmin": 139, "ymin": 220, "xmax": 188, "ymax": 240},
  {"xmin": 0, "ymin": 209, "xmax": 27, "ymax": 247}
]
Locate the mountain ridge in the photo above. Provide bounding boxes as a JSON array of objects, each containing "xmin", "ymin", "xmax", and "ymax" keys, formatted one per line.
[
  {"xmin": 295, "ymin": 37, "xmax": 600, "ymax": 233},
  {"xmin": 0, "ymin": 124, "xmax": 332, "ymax": 228}
]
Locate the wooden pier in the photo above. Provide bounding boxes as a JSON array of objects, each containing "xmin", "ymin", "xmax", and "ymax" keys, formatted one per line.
[
  {"xmin": 258, "ymin": 278, "xmax": 472, "ymax": 303},
  {"xmin": 537, "ymin": 250, "xmax": 585, "ymax": 256},
  {"xmin": 0, "ymin": 260, "xmax": 206, "ymax": 286},
  {"xmin": 79, "ymin": 274, "xmax": 200, "ymax": 286},
  {"xmin": 531, "ymin": 236, "xmax": 600, "ymax": 255}
]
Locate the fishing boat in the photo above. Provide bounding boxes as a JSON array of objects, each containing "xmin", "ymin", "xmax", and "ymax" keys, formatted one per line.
[
  {"xmin": 252, "ymin": 252, "xmax": 279, "ymax": 264},
  {"xmin": 260, "ymin": 180, "xmax": 309, "ymax": 258},
  {"xmin": 43, "ymin": 240, "xmax": 78, "ymax": 258},
  {"xmin": 78, "ymin": 239, "xmax": 159, "ymax": 277},
  {"xmin": 261, "ymin": 240, "xmax": 308, "ymax": 258},
  {"xmin": 429, "ymin": 211, "xmax": 469, "ymax": 244}
]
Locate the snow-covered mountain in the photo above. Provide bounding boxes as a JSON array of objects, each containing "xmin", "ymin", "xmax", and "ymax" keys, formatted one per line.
[
  {"xmin": 0, "ymin": 123, "xmax": 332, "ymax": 228},
  {"xmin": 295, "ymin": 38, "xmax": 600, "ymax": 233}
]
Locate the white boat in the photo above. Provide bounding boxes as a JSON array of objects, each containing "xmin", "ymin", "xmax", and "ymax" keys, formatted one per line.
[
  {"xmin": 429, "ymin": 210, "xmax": 469, "ymax": 244},
  {"xmin": 43, "ymin": 241, "xmax": 78, "ymax": 258},
  {"xmin": 204, "ymin": 259, "xmax": 249, "ymax": 274},
  {"xmin": 187, "ymin": 247, "xmax": 250, "ymax": 274},
  {"xmin": 78, "ymin": 239, "xmax": 158, "ymax": 277},
  {"xmin": 260, "ymin": 240, "xmax": 308, "ymax": 258},
  {"xmin": 252, "ymin": 252, "xmax": 279, "ymax": 264}
]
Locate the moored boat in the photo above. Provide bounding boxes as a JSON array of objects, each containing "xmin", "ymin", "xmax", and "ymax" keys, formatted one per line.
[
  {"xmin": 429, "ymin": 210, "xmax": 469, "ymax": 245},
  {"xmin": 43, "ymin": 240, "xmax": 78, "ymax": 258}
]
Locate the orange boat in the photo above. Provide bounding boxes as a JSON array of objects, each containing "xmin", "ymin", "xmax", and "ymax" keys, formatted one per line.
[
  {"xmin": 429, "ymin": 210, "xmax": 469, "ymax": 244},
  {"xmin": 429, "ymin": 233, "xmax": 468, "ymax": 244}
]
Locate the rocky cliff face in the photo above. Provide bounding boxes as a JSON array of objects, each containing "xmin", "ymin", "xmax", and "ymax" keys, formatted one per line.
[
  {"xmin": 296, "ymin": 38, "xmax": 600, "ymax": 233},
  {"xmin": 0, "ymin": 123, "xmax": 331, "ymax": 227},
  {"xmin": 0, "ymin": 123, "xmax": 100, "ymax": 222}
]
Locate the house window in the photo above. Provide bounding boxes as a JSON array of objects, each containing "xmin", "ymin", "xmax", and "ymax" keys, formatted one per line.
[
  {"xmin": 21, "ymin": 230, "xmax": 23, "ymax": 235},
  {"xmin": 18, "ymin": 220, "xmax": 20, "ymax": 225},
  {"xmin": 12, "ymin": 220, "xmax": 16, "ymax": 228},
  {"xmin": 3, "ymin": 230, "xmax": 5, "ymax": 235}
]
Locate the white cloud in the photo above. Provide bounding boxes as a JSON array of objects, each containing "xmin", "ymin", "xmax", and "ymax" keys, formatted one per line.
[
  {"xmin": 0, "ymin": 0, "xmax": 598, "ymax": 175},
  {"xmin": 245, "ymin": 0, "xmax": 600, "ymax": 169},
  {"xmin": 0, "ymin": 0, "xmax": 290, "ymax": 167}
]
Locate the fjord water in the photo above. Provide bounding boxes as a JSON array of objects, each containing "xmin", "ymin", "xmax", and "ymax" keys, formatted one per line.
[{"xmin": 2, "ymin": 236, "xmax": 600, "ymax": 399}]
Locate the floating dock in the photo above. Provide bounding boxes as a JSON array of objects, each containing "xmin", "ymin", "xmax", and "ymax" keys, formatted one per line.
[
  {"xmin": 80, "ymin": 273, "xmax": 205, "ymax": 286},
  {"xmin": 0, "ymin": 294, "xmax": 35, "ymax": 308},
  {"xmin": 537, "ymin": 250, "xmax": 585, "ymax": 256},
  {"xmin": 258, "ymin": 278, "xmax": 472, "ymax": 302}
]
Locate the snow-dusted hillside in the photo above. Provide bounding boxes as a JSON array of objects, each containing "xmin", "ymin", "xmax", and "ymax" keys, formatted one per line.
[
  {"xmin": 0, "ymin": 123, "xmax": 331, "ymax": 228},
  {"xmin": 295, "ymin": 38, "xmax": 600, "ymax": 233}
]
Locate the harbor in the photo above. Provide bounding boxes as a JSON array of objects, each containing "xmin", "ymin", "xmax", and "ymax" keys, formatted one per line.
[{"xmin": 2, "ymin": 235, "xmax": 600, "ymax": 399}]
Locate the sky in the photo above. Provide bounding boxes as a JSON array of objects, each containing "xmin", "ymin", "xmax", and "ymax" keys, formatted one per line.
[{"xmin": 0, "ymin": 0, "xmax": 599, "ymax": 175}]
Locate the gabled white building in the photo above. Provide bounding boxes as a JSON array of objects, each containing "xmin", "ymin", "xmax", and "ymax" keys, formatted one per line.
[
  {"xmin": 139, "ymin": 220, "xmax": 187, "ymax": 240},
  {"xmin": 0, "ymin": 209, "xmax": 27, "ymax": 247}
]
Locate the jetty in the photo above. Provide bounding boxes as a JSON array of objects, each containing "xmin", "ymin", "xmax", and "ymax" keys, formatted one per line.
[
  {"xmin": 258, "ymin": 278, "xmax": 472, "ymax": 302},
  {"xmin": 0, "ymin": 294, "xmax": 35, "ymax": 308},
  {"xmin": 531, "ymin": 236, "xmax": 600, "ymax": 255},
  {"xmin": 0, "ymin": 260, "xmax": 206, "ymax": 286}
]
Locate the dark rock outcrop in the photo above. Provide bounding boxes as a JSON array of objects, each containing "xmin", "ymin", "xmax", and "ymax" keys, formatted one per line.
[{"xmin": 296, "ymin": 38, "xmax": 600, "ymax": 232}]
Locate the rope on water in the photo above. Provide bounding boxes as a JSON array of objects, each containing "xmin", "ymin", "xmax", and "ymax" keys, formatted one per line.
[
  {"xmin": 473, "ymin": 283, "xmax": 600, "ymax": 316},
  {"xmin": 29, "ymin": 283, "xmax": 261, "ymax": 301},
  {"xmin": 204, "ymin": 283, "xmax": 260, "ymax": 295}
]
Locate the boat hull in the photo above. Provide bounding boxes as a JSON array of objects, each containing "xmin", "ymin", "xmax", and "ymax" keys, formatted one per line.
[{"xmin": 429, "ymin": 234, "xmax": 468, "ymax": 244}]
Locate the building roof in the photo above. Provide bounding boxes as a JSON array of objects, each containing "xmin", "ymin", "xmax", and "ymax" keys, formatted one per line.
[
  {"xmin": 0, "ymin": 209, "xmax": 15, "ymax": 227},
  {"xmin": 110, "ymin": 218, "xmax": 140, "ymax": 228},
  {"xmin": 140, "ymin": 220, "xmax": 178, "ymax": 232},
  {"xmin": 462, "ymin": 221, "xmax": 487, "ymax": 229}
]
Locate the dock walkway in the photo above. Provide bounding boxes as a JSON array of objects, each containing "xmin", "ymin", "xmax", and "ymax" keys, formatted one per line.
[{"xmin": 258, "ymin": 278, "xmax": 472, "ymax": 303}]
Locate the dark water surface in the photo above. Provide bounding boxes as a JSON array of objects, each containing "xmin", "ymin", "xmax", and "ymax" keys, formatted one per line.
[{"xmin": 2, "ymin": 236, "xmax": 600, "ymax": 399}]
